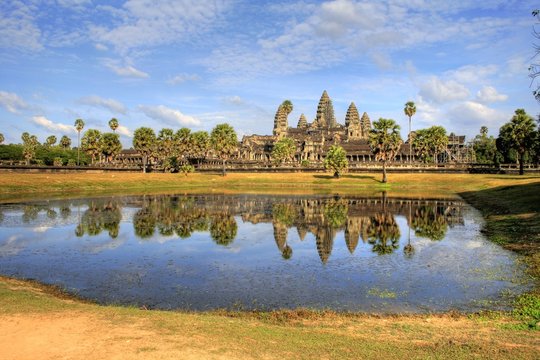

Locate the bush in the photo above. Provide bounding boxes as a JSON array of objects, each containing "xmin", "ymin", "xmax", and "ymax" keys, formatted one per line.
[
  {"xmin": 53, "ymin": 157, "xmax": 63, "ymax": 166},
  {"xmin": 180, "ymin": 164, "xmax": 195, "ymax": 176},
  {"xmin": 301, "ymin": 160, "xmax": 310, "ymax": 167},
  {"xmin": 67, "ymin": 159, "xmax": 76, "ymax": 166}
]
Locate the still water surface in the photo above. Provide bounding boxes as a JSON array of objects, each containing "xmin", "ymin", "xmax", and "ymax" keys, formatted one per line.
[{"xmin": 0, "ymin": 193, "xmax": 530, "ymax": 312}]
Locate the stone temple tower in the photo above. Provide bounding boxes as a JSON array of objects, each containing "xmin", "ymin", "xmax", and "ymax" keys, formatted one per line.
[
  {"xmin": 360, "ymin": 112, "xmax": 371, "ymax": 138},
  {"xmin": 273, "ymin": 105, "xmax": 288, "ymax": 136},
  {"xmin": 345, "ymin": 102, "xmax": 362, "ymax": 140},
  {"xmin": 313, "ymin": 90, "xmax": 336, "ymax": 128},
  {"xmin": 297, "ymin": 113, "xmax": 308, "ymax": 128}
]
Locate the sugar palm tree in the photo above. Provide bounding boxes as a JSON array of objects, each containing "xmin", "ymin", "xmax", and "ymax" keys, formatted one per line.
[
  {"xmin": 108, "ymin": 118, "xmax": 119, "ymax": 133},
  {"xmin": 133, "ymin": 127, "xmax": 157, "ymax": 173},
  {"xmin": 74, "ymin": 118, "xmax": 85, "ymax": 165},
  {"xmin": 210, "ymin": 123, "xmax": 238, "ymax": 176},
  {"xmin": 0, "ymin": 133, "xmax": 5, "ymax": 145},
  {"xmin": 404, "ymin": 101, "xmax": 416, "ymax": 162},
  {"xmin": 60, "ymin": 135, "xmax": 71, "ymax": 150},
  {"xmin": 369, "ymin": 118, "xmax": 403, "ymax": 183},
  {"xmin": 497, "ymin": 109, "xmax": 537, "ymax": 175}
]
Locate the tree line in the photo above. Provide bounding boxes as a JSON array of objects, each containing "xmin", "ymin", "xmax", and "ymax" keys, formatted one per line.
[{"xmin": 1, "ymin": 106, "xmax": 538, "ymax": 177}]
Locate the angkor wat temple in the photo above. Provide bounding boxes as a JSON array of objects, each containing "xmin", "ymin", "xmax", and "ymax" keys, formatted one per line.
[{"xmin": 237, "ymin": 90, "xmax": 469, "ymax": 165}]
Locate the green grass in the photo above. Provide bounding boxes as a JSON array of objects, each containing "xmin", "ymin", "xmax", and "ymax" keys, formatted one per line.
[{"xmin": 1, "ymin": 172, "xmax": 540, "ymax": 358}]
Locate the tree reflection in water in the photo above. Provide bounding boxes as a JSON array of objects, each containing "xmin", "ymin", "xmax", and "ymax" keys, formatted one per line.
[{"xmin": 9, "ymin": 194, "xmax": 465, "ymax": 263}]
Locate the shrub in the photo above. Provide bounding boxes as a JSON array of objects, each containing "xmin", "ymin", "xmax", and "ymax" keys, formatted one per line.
[
  {"xmin": 53, "ymin": 157, "xmax": 63, "ymax": 166},
  {"xmin": 180, "ymin": 164, "xmax": 195, "ymax": 176}
]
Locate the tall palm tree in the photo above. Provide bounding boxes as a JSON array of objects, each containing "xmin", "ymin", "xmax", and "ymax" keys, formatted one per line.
[
  {"xmin": 109, "ymin": 118, "xmax": 119, "ymax": 133},
  {"xmin": 210, "ymin": 123, "xmax": 238, "ymax": 176},
  {"xmin": 369, "ymin": 118, "xmax": 403, "ymax": 183},
  {"xmin": 0, "ymin": 133, "xmax": 4, "ymax": 145},
  {"xmin": 403, "ymin": 101, "xmax": 416, "ymax": 162},
  {"xmin": 74, "ymin": 118, "xmax": 85, "ymax": 165},
  {"xmin": 133, "ymin": 127, "xmax": 156, "ymax": 173},
  {"xmin": 497, "ymin": 109, "xmax": 537, "ymax": 175}
]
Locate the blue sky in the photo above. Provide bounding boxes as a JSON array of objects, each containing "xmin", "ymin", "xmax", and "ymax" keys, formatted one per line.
[{"xmin": 1, "ymin": 0, "xmax": 538, "ymax": 147}]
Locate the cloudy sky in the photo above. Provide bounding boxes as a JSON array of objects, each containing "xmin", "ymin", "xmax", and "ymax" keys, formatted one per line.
[{"xmin": 1, "ymin": 0, "xmax": 538, "ymax": 146}]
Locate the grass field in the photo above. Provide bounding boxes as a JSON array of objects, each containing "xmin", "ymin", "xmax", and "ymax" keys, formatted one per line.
[{"xmin": 0, "ymin": 172, "xmax": 539, "ymax": 359}]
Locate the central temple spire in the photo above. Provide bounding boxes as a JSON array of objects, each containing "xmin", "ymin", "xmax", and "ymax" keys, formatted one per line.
[{"xmin": 314, "ymin": 90, "xmax": 336, "ymax": 128}]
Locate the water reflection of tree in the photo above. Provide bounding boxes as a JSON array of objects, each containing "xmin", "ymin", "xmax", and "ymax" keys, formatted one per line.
[
  {"xmin": 210, "ymin": 213, "xmax": 237, "ymax": 246},
  {"xmin": 133, "ymin": 208, "xmax": 156, "ymax": 239},
  {"xmin": 77, "ymin": 200, "xmax": 122, "ymax": 238},
  {"xmin": 411, "ymin": 205, "xmax": 448, "ymax": 241},
  {"xmin": 367, "ymin": 213, "xmax": 400, "ymax": 255},
  {"xmin": 272, "ymin": 203, "xmax": 297, "ymax": 259}
]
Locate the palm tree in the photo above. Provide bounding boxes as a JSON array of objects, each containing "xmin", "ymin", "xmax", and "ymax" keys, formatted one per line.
[
  {"xmin": 0, "ymin": 133, "xmax": 4, "ymax": 145},
  {"xmin": 497, "ymin": 109, "xmax": 537, "ymax": 175},
  {"xmin": 108, "ymin": 118, "xmax": 119, "ymax": 133},
  {"xmin": 428, "ymin": 126, "xmax": 448, "ymax": 165},
  {"xmin": 210, "ymin": 123, "xmax": 238, "ymax": 176},
  {"xmin": 74, "ymin": 118, "xmax": 85, "ymax": 165},
  {"xmin": 81, "ymin": 129, "xmax": 102, "ymax": 165},
  {"xmin": 133, "ymin": 127, "xmax": 157, "ymax": 173},
  {"xmin": 60, "ymin": 135, "xmax": 72, "ymax": 150},
  {"xmin": 369, "ymin": 118, "xmax": 403, "ymax": 183},
  {"xmin": 100, "ymin": 132, "xmax": 122, "ymax": 163},
  {"xmin": 404, "ymin": 101, "xmax": 416, "ymax": 162},
  {"xmin": 190, "ymin": 130, "xmax": 210, "ymax": 165},
  {"xmin": 45, "ymin": 135, "xmax": 57, "ymax": 147}
]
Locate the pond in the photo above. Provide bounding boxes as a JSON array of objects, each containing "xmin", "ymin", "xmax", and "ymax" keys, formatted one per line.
[{"xmin": 0, "ymin": 193, "xmax": 530, "ymax": 313}]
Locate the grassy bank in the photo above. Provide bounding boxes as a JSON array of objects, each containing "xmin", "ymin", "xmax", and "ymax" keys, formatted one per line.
[
  {"xmin": 0, "ymin": 172, "xmax": 539, "ymax": 359},
  {"xmin": 1, "ymin": 276, "xmax": 539, "ymax": 359}
]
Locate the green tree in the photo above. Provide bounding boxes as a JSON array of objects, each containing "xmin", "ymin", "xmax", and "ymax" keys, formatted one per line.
[
  {"xmin": 428, "ymin": 126, "xmax": 448, "ymax": 164},
  {"xmin": 157, "ymin": 128, "xmax": 175, "ymax": 168},
  {"xmin": 133, "ymin": 127, "xmax": 156, "ymax": 173},
  {"xmin": 369, "ymin": 118, "xmax": 402, "ymax": 183},
  {"xmin": 21, "ymin": 132, "xmax": 39, "ymax": 165},
  {"xmin": 81, "ymin": 129, "xmax": 102, "ymax": 164},
  {"xmin": 472, "ymin": 126, "xmax": 497, "ymax": 164},
  {"xmin": 323, "ymin": 145, "xmax": 348, "ymax": 178},
  {"xmin": 403, "ymin": 101, "xmax": 416, "ymax": 162},
  {"xmin": 271, "ymin": 137, "xmax": 296, "ymax": 166},
  {"xmin": 190, "ymin": 130, "xmax": 210, "ymax": 164},
  {"xmin": 411, "ymin": 129, "xmax": 431, "ymax": 163},
  {"xmin": 497, "ymin": 109, "xmax": 537, "ymax": 175},
  {"xmin": 45, "ymin": 135, "xmax": 57, "ymax": 147},
  {"xmin": 210, "ymin": 123, "xmax": 238, "ymax": 176},
  {"xmin": 108, "ymin": 118, "xmax": 119, "ymax": 132},
  {"xmin": 60, "ymin": 135, "xmax": 71, "ymax": 150},
  {"xmin": 0, "ymin": 133, "xmax": 4, "ymax": 144},
  {"xmin": 175, "ymin": 127, "xmax": 192, "ymax": 159},
  {"xmin": 100, "ymin": 132, "xmax": 122, "ymax": 163},
  {"xmin": 74, "ymin": 118, "xmax": 85, "ymax": 165}
]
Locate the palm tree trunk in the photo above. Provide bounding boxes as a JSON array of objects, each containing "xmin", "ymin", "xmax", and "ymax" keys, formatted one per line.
[
  {"xmin": 382, "ymin": 161, "xmax": 387, "ymax": 183},
  {"xmin": 143, "ymin": 155, "xmax": 147, "ymax": 173},
  {"xmin": 222, "ymin": 159, "xmax": 226, "ymax": 176},
  {"xmin": 408, "ymin": 116, "xmax": 411, "ymax": 163},
  {"xmin": 519, "ymin": 151, "xmax": 524, "ymax": 175},
  {"xmin": 77, "ymin": 131, "xmax": 80, "ymax": 166}
]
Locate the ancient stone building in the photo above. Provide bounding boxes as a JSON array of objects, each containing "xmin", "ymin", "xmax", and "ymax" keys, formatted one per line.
[{"xmin": 237, "ymin": 90, "xmax": 471, "ymax": 166}]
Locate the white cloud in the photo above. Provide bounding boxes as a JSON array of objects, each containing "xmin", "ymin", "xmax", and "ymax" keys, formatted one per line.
[
  {"xmin": 90, "ymin": 0, "xmax": 230, "ymax": 55},
  {"xmin": 116, "ymin": 125, "xmax": 132, "ymax": 137},
  {"xmin": 444, "ymin": 64, "xmax": 498, "ymax": 84},
  {"xmin": 167, "ymin": 73, "xmax": 200, "ymax": 85},
  {"xmin": 447, "ymin": 101, "xmax": 507, "ymax": 130},
  {"xmin": 0, "ymin": 91, "xmax": 28, "ymax": 113},
  {"xmin": 0, "ymin": 2, "xmax": 43, "ymax": 51},
  {"xmin": 223, "ymin": 96, "xmax": 244, "ymax": 106},
  {"xmin": 418, "ymin": 77, "xmax": 470, "ymax": 104},
  {"xmin": 138, "ymin": 105, "xmax": 200, "ymax": 126},
  {"xmin": 78, "ymin": 95, "xmax": 127, "ymax": 114},
  {"xmin": 105, "ymin": 62, "xmax": 149, "ymax": 78},
  {"xmin": 32, "ymin": 116, "xmax": 76, "ymax": 134},
  {"xmin": 95, "ymin": 43, "xmax": 108, "ymax": 51},
  {"xmin": 476, "ymin": 86, "xmax": 508, "ymax": 103}
]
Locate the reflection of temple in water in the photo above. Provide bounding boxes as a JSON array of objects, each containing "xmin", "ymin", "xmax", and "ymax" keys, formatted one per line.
[{"xmin": 1, "ymin": 194, "xmax": 466, "ymax": 264}]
